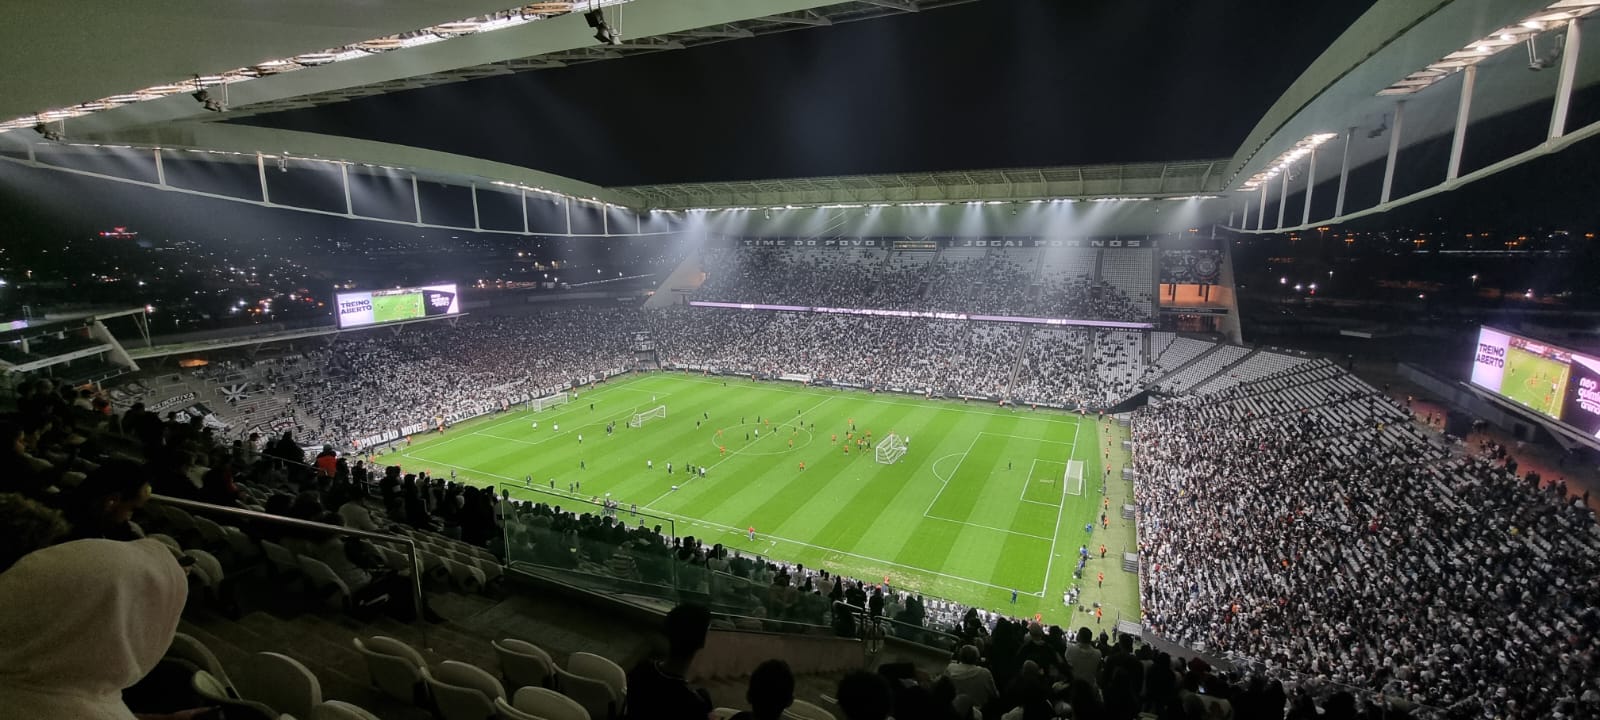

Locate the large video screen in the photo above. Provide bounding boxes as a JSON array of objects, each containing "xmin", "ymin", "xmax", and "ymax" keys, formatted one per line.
[
  {"xmin": 336, "ymin": 284, "xmax": 459, "ymax": 329},
  {"xmin": 1471, "ymin": 326, "xmax": 1600, "ymax": 439}
]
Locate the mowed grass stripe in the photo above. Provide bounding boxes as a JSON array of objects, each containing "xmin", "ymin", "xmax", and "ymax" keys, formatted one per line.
[{"xmin": 396, "ymin": 373, "xmax": 1136, "ymax": 624}]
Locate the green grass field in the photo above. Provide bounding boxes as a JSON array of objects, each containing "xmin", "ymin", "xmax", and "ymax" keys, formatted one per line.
[
  {"xmin": 388, "ymin": 373, "xmax": 1139, "ymax": 627},
  {"xmin": 1503, "ymin": 346, "xmax": 1569, "ymax": 419}
]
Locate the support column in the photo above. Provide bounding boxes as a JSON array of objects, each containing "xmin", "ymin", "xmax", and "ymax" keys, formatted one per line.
[
  {"xmin": 1447, "ymin": 66, "xmax": 1477, "ymax": 181},
  {"xmin": 471, "ymin": 183, "xmax": 481, "ymax": 230},
  {"xmin": 1334, "ymin": 128, "xmax": 1353, "ymax": 218},
  {"xmin": 1276, "ymin": 169, "xmax": 1289, "ymax": 230},
  {"xmin": 1380, "ymin": 101, "xmax": 1405, "ymax": 205},
  {"xmin": 154, "ymin": 149, "xmax": 165, "ymax": 187},
  {"xmin": 565, "ymin": 197, "xmax": 573, "ymax": 235},
  {"xmin": 603, "ymin": 205, "xmax": 610, "ymax": 235},
  {"xmin": 257, "ymin": 153, "xmax": 270, "ymax": 204},
  {"xmin": 1256, "ymin": 184, "xmax": 1267, "ymax": 231},
  {"xmin": 1550, "ymin": 18, "xmax": 1583, "ymax": 141},
  {"xmin": 411, "ymin": 174, "xmax": 422, "ymax": 225},
  {"xmin": 520, "ymin": 189, "xmax": 529, "ymax": 234},
  {"xmin": 341, "ymin": 163, "xmax": 353, "ymax": 217},
  {"xmin": 1301, "ymin": 148, "xmax": 1317, "ymax": 226}
]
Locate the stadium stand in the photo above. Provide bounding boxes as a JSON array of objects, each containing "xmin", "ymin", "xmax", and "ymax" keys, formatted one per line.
[
  {"xmin": 1011, "ymin": 328, "xmax": 1093, "ymax": 408},
  {"xmin": 1189, "ymin": 349, "xmax": 1310, "ymax": 395},
  {"xmin": 695, "ymin": 242, "xmax": 1154, "ymax": 322},
  {"xmin": 1132, "ymin": 365, "xmax": 1596, "ymax": 717},
  {"xmin": 1153, "ymin": 344, "xmax": 1248, "ymax": 393},
  {"xmin": 4, "ymin": 302, "xmax": 1597, "ymax": 718}
]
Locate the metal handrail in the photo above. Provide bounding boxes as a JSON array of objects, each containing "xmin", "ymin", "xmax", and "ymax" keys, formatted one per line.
[{"xmin": 149, "ymin": 494, "xmax": 430, "ymax": 649}]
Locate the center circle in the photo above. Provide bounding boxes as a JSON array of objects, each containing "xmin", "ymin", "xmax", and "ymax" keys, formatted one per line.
[{"xmin": 707, "ymin": 422, "xmax": 815, "ymax": 456}]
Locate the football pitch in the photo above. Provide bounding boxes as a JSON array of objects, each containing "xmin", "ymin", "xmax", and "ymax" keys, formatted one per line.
[
  {"xmin": 390, "ymin": 373, "xmax": 1139, "ymax": 627},
  {"xmin": 1503, "ymin": 346, "xmax": 1569, "ymax": 418}
]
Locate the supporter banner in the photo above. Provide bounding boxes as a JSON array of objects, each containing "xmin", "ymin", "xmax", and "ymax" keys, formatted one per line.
[
  {"xmin": 720, "ymin": 237, "xmax": 1155, "ymax": 249},
  {"xmin": 148, "ymin": 391, "xmax": 197, "ymax": 413},
  {"xmin": 353, "ymin": 430, "xmax": 400, "ymax": 449},
  {"xmin": 1159, "ymin": 249, "xmax": 1223, "ymax": 284},
  {"xmin": 779, "ymin": 373, "xmax": 814, "ymax": 383},
  {"xmin": 688, "ymin": 301, "xmax": 1155, "ymax": 330}
]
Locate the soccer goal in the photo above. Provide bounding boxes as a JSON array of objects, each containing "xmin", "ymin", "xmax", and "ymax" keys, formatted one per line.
[
  {"xmin": 876, "ymin": 433, "xmax": 908, "ymax": 464},
  {"xmin": 628, "ymin": 405, "xmax": 666, "ymax": 428},
  {"xmin": 1064, "ymin": 460, "xmax": 1084, "ymax": 496},
  {"xmin": 532, "ymin": 392, "xmax": 570, "ymax": 412}
]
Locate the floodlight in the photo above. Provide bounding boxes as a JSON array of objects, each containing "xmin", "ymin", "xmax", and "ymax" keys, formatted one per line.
[
  {"xmin": 584, "ymin": 8, "xmax": 620, "ymax": 45},
  {"xmin": 32, "ymin": 122, "xmax": 63, "ymax": 141}
]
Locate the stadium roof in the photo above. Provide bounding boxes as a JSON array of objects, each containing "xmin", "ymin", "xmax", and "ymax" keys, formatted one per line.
[{"xmin": 3, "ymin": 0, "xmax": 1599, "ymax": 231}]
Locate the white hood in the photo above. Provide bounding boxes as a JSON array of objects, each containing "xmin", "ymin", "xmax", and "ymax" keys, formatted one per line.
[{"xmin": 0, "ymin": 539, "xmax": 187, "ymax": 720}]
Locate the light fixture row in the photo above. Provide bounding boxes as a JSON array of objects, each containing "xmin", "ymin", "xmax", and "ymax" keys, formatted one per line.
[
  {"xmin": 1378, "ymin": 0, "xmax": 1600, "ymax": 96},
  {"xmin": 0, "ymin": 1, "xmax": 636, "ymax": 133}
]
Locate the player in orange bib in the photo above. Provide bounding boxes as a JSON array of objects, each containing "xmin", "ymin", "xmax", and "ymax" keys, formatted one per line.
[
  {"xmin": 843, "ymin": 445, "xmax": 850, "ymax": 455},
  {"xmin": 831, "ymin": 433, "xmax": 838, "ymax": 444},
  {"xmin": 716, "ymin": 428, "xmax": 724, "ymax": 438},
  {"xmin": 798, "ymin": 461, "xmax": 805, "ymax": 471},
  {"xmin": 788, "ymin": 438, "xmax": 794, "ymax": 448},
  {"xmin": 720, "ymin": 445, "xmax": 727, "ymax": 456}
]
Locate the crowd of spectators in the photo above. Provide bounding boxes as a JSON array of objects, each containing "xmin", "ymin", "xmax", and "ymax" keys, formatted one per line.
[
  {"xmin": 697, "ymin": 248, "xmax": 928, "ymax": 309},
  {"xmin": 1133, "ymin": 368, "xmax": 1600, "ymax": 718},
  {"xmin": 697, "ymin": 244, "xmax": 1155, "ymax": 323},
  {"xmin": 10, "ymin": 337, "xmax": 1600, "ymax": 718}
]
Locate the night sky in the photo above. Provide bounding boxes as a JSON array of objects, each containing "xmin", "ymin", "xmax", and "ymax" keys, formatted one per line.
[{"xmin": 236, "ymin": 0, "xmax": 1377, "ymax": 186}]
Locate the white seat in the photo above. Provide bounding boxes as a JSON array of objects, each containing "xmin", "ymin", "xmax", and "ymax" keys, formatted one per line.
[
  {"xmin": 184, "ymin": 549, "xmax": 226, "ymax": 599},
  {"xmin": 374, "ymin": 544, "xmax": 414, "ymax": 574},
  {"xmin": 425, "ymin": 660, "xmax": 506, "ymax": 720},
  {"xmin": 297, "ymin": 554, "xmax": 353, "ymax": 610},
  {"xmin": 443, "ymin": 557, "xmax": 486, "ymax": 593},
  {"xmin": 492, "ymin": 638, "xmax": 555, "ymax": 691},
  {"xmin": 568, "ymin": 652, "xmax": 626, "ymax": 714},
  {"xmin": 192, "ymin": 669, "xmax": 290, "ymax": 719},
  {"xmin": 352, "ymin": 636, "xmax": 426, "ymax": 704},
  {"xmin": 475, "ymin": 556, "xmax": 505, "ymax": 584},
  {"xmin": 554, "ymin": 664, "xmax": 616, "ymax": 720},
  {"xmin": 148, "ymin": 533, "xmax": 184, "ymax": 557},
  {"xmin": 192, "ymin": 514, "xmax": 231, "ymax": 549},
  {"xmin": 260, "ymin": 540, "xmax": 302, "ymax": 577},
  {"xmin": 784, "ymin": 699, "xmax": 836, "ymax": 720},
  {"xmin": 221, "ymin": 525, "xmax": 261, "ymax": 560},
  {"xmin": 309, "ymin": 700, "xmax": 382, "ymax": 720},
  {"xmin": 235, "ymin": 651, "xmax": 323, "ymax": 720},
  {"xmin": 711, "ymin": 709, "xmax": 742, "ymax": 720},
  {"xmin": 167, "ymin": 632, "xmax": 236, "ymax": 697},
  {"xmin": 513, "ymin": 686, "xmax": 590, "ymax": 720},
  {"xmin": 494, "ymin": 697, "xmax": 542, "ymax": 720}
]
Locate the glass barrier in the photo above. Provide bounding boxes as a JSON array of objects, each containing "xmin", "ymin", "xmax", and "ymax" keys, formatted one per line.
[{"xmin": 494, "ymin": 483, "xmax": 963, "ymax": 648}]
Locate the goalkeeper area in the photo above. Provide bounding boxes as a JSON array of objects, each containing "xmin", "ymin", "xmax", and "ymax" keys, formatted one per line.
[
  {"xmin": 390, "ymin": 373, "xmax": 1135, "ymax": 625},
  {"xmin": 628, "ymin": 405, "xmax": 666, "ymax": 428}
]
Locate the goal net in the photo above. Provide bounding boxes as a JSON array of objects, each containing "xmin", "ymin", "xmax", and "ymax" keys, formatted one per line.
[
  {"xmin": 1064, "ymin": 460, "xmax": 1084, "ymax": 496},
  {"xmin": 875, "ymin": 433, "xmax": 907, "ymax": 465},
  {"xmin": 628, "ymin": 405, "xmax": 666, "ymax": 428},
  {"xmin": 532, "ymin": 392, "xmax": 570, "ymax": 412}
]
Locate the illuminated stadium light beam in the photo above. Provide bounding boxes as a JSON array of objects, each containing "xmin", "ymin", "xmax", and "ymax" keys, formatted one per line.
[
  {"xmin": 1377, "ymin": 0, "xmax": 1600, "ymax": 97},
  {"xmin": 0, "ymin": 1, "xmax": 639, "ymax": 132}
]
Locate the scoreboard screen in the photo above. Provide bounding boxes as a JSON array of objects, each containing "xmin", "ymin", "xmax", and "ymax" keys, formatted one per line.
[
  {"xmin": 1471, "ymin": 326, "xmax": 1600, "ymax": 439},
  {"xmin": 336, "ymin": 284, "xmax": 459, "ymax": 329}
]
